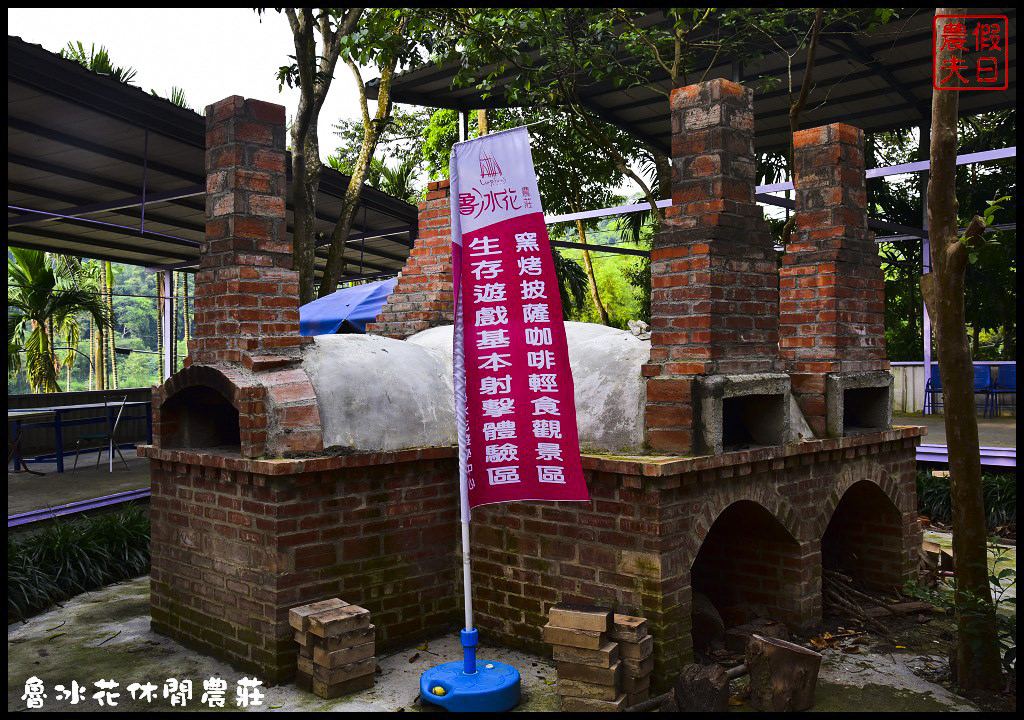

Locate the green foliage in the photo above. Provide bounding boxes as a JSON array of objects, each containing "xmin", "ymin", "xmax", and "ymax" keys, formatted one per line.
[
  {"xmin": 8, "ymin": 250, "xmax": 112, "ymax": 392},
  {"xmin": 551, "ymin": 249, "xmax": 589, "ymax": 319},
  {"xmin": 865, "ymin": 110, "xmax": 1017, "ymax": 361},
  {"xmin": 622, "ymin": 257, "xmax": 651, "ymax": 324},
  {"xmin": 916, "ymin": 471, "xmax": 1016, "ymax": 530},
  {"xmin": 60, "ymin": 41, "xmax": 137, "ymax": 84},
  {"xmin": 422, "ymin": 108, "xmax": 462, "ymax": 181},
  {"xmin": 330, "ymin": 104, "xmax": 431, "ymax": 188},
  {"xmin": 8, "ymin": 504, "xmax": 151, "ymax": 622},
  {"xmin": 909, "ymin": 543, "xmax": 1016, "ymax": 677}
]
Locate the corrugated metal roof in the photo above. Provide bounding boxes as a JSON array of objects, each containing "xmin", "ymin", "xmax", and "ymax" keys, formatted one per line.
[
  {"xmin": 370, "ymin": 9, "xmax": 1016, "ymax": 155},
  {"xmin": 7, "ymin": 35, "xmax": 418, "ymax": 280}
]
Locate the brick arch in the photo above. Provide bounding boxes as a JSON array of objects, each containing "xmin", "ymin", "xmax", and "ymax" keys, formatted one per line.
[
  {"xmin": 683, "ymin": 485, "xmax": 804, "ymax": 565},
  {"xmin": 153, "ymin": 363, "xmax": 270, "ymax": 458},
  {"xmin": 815, "ymin": 459, "xmax": 907, "ymax": 539}
]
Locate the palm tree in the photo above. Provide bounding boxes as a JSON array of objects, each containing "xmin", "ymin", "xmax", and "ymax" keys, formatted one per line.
[
  {"xmin": 8, "ymin": 249, "xmax": 112, "ymax": 393},
  {"xmin": 368, "ymin": 155, "xmax": 422, "ymax": 204},
  {"xmin": 551, "ymin": 249, "xmax": 589, "ymax": 320},
  {"xmin": 60, "ymin": 41, "xmax": 137, "ymax": 84}
]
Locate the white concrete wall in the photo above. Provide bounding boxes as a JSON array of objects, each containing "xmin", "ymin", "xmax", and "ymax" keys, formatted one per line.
[{"xmin": 891, "ymin": 364, "xmax": 925, "ymax": 414}]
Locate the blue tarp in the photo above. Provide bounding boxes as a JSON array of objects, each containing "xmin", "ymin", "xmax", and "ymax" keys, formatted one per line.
[{"xmin": 299, "ymin": 277, "xmax": 398, "ymax": 336}]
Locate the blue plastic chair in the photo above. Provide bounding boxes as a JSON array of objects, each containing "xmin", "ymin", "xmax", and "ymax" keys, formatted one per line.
[
  {"xmin": 923, "ymin": 364, "xmax": 942, "ymax": 415},
  {"xmin": 973, "ymin": 365, "xmax": 993, "ymax": 418},
  {"xmin": 990, "ymin": 364, "xmax": 1016, "ymax": 417}
]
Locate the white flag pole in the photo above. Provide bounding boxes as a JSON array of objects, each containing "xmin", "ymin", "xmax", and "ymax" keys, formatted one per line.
[
  {"xmin": 417, "ymin": 129, "xmax": 521, "ymax": 712},
  {"xmin": 454, "ymin": 288, "xmax": 476, "ymax": 671}
]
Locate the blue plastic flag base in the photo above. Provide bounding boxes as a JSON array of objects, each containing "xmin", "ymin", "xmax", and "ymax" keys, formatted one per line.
[{"xmin": 420, "ymin": 660, "xmax": 521, "ymax": 712}]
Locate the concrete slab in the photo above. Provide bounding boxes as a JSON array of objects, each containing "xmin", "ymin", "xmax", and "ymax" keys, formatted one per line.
[
  {"xmin": 8, "ymin": 576, "xmax": 987, "ymax": 713},
  {"xmin": 895, "ymin": 412, "xmax": 1016, "ymax": 449},
  {"xmin": 7, "ymin": 456, "xmax": 151, "ymax": 517},
  {"xmin": 7, "ymin": 576, "xmax": 559, "ymax": 713}
]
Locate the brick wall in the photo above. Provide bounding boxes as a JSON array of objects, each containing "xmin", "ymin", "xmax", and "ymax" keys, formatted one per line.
[
  {"xmin": 366, "ymin": 179, "xmax": 454, "ymax": 338},
  {"xmin": 147, "ymin": 446, "xmax": 461, "ymax": 683},
  {"xmin": 467, "ymin": 427, "xmax": 922, "ymax": 690},
  {"xmin": 644, "ymin": 79, "xmax": 780, "ymax": 453},
  {"xmin": 779, "ymin": 123, "xmax": 888, "ymax": 435},
  {"xmin": 143, "ymin": 427, "xmax": 922, "ymax": 688}
]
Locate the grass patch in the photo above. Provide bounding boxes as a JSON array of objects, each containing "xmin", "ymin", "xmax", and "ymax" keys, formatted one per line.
[
  {"xmin": 917, "ymin": 471, "xmax": 1016, "ymax": 530},
  {"xmin": 8, "ymin": 503, "xmax": 150, "ymax": 623}
]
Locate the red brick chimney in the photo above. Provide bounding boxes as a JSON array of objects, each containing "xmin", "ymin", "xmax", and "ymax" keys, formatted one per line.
[
  {"xmin": 367, "ymin": 179, "xmax": 454, "ymax": 338},
  {"xmin": 643, "ymin": 79, "xmax": 781, "ymax": 453},
  {"xmin": 779, "ymin": 124, "xmax": 889, "ymax": 436},
  {"xmin": 190, "ymin": 95, "xmax": 303, "ymax": 371},
  {"xmin": 152, "ymin": 96, "xmax": 322, "ymax": 458}
]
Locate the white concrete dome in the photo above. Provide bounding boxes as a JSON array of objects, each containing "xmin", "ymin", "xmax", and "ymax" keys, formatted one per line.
[{"xmin": 302, "ymin": 322, "xmax": 651, "ymax": 453}]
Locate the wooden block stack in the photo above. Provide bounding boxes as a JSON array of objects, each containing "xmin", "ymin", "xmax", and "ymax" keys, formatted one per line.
[
  {"xmin": 611, "ymin": 613, "xmax": 653, "ymax": 706},
  {"xmin": 289, "ymin": 599, "xmax": 376, "ymax": 699},
  {"xmin": 544, "ymin": 603, "xmax": 625, "ymax": 712}
]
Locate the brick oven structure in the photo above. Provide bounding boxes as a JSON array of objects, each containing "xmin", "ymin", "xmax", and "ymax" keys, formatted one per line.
[{"xmin": 143, "ymin": 87, "xmax": 923, "ymax": 689}]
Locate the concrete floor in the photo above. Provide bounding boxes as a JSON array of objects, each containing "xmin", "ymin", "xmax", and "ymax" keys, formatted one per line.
[
  {"xmin": 895, "ymin": 412, "xmax": 1017, "ymax": 448},
  {"xmin": 7, "ymin": 456, "xmax": 152, "ymax": 517},
  {"xmin": 7, "ymin": 577, "xmax": 981, "ymax": 712}
]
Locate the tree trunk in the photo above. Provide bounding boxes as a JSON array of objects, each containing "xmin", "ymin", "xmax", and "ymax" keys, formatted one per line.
[
  {"xmin": 674, "ymin": 663, "xmax": 730, "ymax": 712},
  {"xmin": 182, "ymin": 272, "xmax": 190, "ymax": 361},
  {"xmin": 574, "ymin": 219, "xmax": 610, "ymax": 326},
  {"xmin": 88, "ymin": 316, "xmax": 94, "ymax": 391},
  {"xmin": 744, "ymin": 634, "xmax": 822, "ymax": 712},
  {"xmin": 155, "ymin": 272, "xmax": 163, "ymax": 383},
  {"xmin": 105, "ymin": 261, "xmax": 117, "ymax": 388},
  {"xmin": 920, "ymin": 9, "xmax": 1002, "ymax": 691},
  {"xmin": 291, "ymin": 129, "xmax": 322, "ymax": 306},
  {"xmin": 654, "ymin": 151, "xmax": 672, "ymax": 201},
  {"xmin": 477, "ymin": 108, "xmax": 488, "ymax": 135},
  {"xmin": 318, "ymin": 58, "xmax": 398, "ymax": 298},
  {"xmin": 170, "ymin": 272, "xmax": 177, "ymax": 373}
]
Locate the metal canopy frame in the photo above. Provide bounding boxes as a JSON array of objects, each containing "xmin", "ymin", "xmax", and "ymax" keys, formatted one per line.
[{"xmin": 7, "ymin": 35, "xmax": 418, "ymax": 281}]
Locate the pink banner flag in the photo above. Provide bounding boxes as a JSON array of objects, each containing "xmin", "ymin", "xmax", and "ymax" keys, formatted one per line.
[{"xmin": 450, "ymin": 127, "xmax": 590, "ymax": 509}]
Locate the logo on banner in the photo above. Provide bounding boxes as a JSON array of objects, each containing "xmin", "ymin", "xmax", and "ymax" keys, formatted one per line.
[{"xmin": 479, "ymin": 151, "xmax": 505, "ymax": 185}]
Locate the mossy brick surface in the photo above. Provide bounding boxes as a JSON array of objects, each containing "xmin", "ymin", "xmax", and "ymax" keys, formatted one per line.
[
  {"xmin": 308, "ymin": 605, "xmax": 371, "ymax": 638},
  {"xmin": 556, "ymin": 677, "xmax": 620, "ymax": 701},
  {"xmin": 312, "ymin": 656, "xmax": 377, "ymax": 685},
  {"xmin": 542, "ymin": 623, "xmax": 606, "ymax": 650},
  {"xmin": 621, "ymin": 654, "xmax": 654, "ymax": 678},
  {"xmin": 548, "ymin": 603, "xmax": 613, "ymax": 632},
  {"xmin": 618, "ymin": 634, "xmax": 654, "ymax": 660},
  {"xmin": 289, "ymin": 598, "xmax": 348, "ymax": 632},
  {"xmin": 610, "ymin": 614, "xmax": 648, "ymax": 643},
  {"xmin": 313, "ymin": 641, "xmax": 375, "ymax": 668},
  {"xmin": 557, "ymin": 660, "xmax": 622, "ymax": 686},
  {"xmin": 553, "ymin": 640, "xmax": 619, "ymax": 668}
]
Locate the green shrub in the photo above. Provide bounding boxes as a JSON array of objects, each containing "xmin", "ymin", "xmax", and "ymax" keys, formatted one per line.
[
  {"xmin": 8, "ymin": 503, "xmax": 150, "ymax": 622},
  {"xmin": 917, "ymin": 471, "xmax": 1016, "ymax": 530}
]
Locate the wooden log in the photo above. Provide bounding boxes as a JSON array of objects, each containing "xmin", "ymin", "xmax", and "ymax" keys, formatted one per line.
[
  {"xmin": 673, "ymin": 662, "xmax": 730, "ymax": 712},
  {"xmin": 744, "ymin": 634, "xmax": 823, "ymax": 712},
  {"xmin": 862, "ymin": 601, "xmax": 937, "ymax": 618}
]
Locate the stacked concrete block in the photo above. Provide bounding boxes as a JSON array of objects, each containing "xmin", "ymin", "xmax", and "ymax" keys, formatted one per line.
[
  {"xmin": 611, "ymin": 614, "xmax": 653, "ymax": 705},
  {"xmin": 545, "ymin": 604, "xmax": 625, "ymax": 711},
  {"xmin": 290, "ymin": 599, "xmax": 376, "ymax": 699}
]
